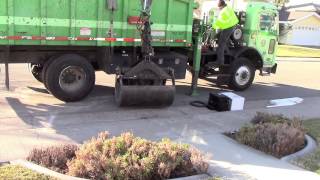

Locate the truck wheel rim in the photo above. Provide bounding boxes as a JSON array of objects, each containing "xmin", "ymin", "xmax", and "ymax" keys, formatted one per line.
[
  {"xmin": 59, "ymin": 66, "xmax": 86, "ymax": 93},
  {"xmin": 233, "ymin": 28, "xmax": 242, "ymax": 40},
  {"xmin": 235, "ymin": 66, "xmax": 251, "ymax": 86}
]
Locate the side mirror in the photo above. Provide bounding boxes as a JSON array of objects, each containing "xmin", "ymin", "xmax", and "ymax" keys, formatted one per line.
[
  {"xmin": 141, "ymin": 0, "xmax": 153, "ymax": 12},
  {"xmin": 107, "ymin": 0, "xmax": 117, "ymax": 10},
  {"xmin": 193, "ymin": 2, "xmax": 200, "ymax": 9}
]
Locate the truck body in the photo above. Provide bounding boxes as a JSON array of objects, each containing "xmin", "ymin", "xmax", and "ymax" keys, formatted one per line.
[
  {"xmin": 0, "ymin": 0, "xmax": 194, "ymax": 47},
  {"xmin": 0, "ymin": 0, "xmax": 279, "ymax": 106}
]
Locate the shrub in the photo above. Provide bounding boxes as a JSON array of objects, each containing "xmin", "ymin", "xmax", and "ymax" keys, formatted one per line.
[
  {"xmin": 67, "ymin": 132, "xmax": 209, "ymax": 180},
  {"xmin": 251, "ymin": 112, "xmax": 291, "ymax": 125},
  {"xmin": 233, "ymin": 113, "xmax": 305, "ymax": 158},
  {"xmin": 251, "ymin": 112, "xmax": 304, "ymax": 130},
  {"xmin": 27, "ymin": 144, "xmax": 78, "ymax": 173}
]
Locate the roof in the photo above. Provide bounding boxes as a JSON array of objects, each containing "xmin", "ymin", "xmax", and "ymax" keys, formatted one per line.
[
  {"xmin": 280, "ymin": 11, "xmax": 316, "ymax": 21},
  {"xmin": 284, "ymin": 3, "xmax": 320, "ymax": 12},
  {"xmin": 280, "ymin": 3, "xmax": 320, "ymax": 21},
  {"xmin": 280, "ymin": 12, "xmax": 320, "ymax": 24}
]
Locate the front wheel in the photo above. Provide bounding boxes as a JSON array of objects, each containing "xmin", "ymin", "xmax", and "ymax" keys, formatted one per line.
[
  {"xmin": 44, "ymin": 54, "xmax": 95, "ymax": 102},
  {"xmin": 228, "ymin": 58, "xmax": 255, "ymax": 91}
]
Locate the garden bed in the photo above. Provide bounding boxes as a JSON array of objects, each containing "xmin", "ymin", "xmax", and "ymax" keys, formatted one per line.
[
  {"xmin": 294, "ymin": 119, "xmax": 320, "ymax": 175},
  {"xmin": 226, "ymin": 112, "xmax": 306, "ymax": 158},
  {"xmin": 26, "ymin": 132, "xmax": 211, "ymax": 180}
]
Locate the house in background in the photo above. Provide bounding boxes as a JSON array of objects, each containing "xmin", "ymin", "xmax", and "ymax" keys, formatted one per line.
[{"xmin": 279, "ymin": 3, "xmax": 320, "ymax": 47}]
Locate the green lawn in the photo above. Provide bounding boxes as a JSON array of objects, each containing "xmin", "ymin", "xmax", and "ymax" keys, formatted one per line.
[
  {"xmin": 304, "ymin": 119, "xmax": 320, "ymax": 141},
  {"xmin": 277, "ymin": 45, "xmax": 320, "ymax": 58},
  {"xmin": 295, "ymin": 119, "xmax": 320, "ymax": 175},
  {"xmin": 0, "ymin": 165, "xmax": 55, "ymax": 180}
]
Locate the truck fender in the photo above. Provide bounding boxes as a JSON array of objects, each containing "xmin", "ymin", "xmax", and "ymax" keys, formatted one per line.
[{"xmin": 233, "ymin": 47, "xmax": 263, "ymax": 69}]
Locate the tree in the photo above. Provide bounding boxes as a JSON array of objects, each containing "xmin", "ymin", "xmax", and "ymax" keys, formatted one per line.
[
  {"xmin": 245, "ymin": 0, "xmax": 289, "ymax": 7},
  {"xmin": 274, "ymin": 0, "xmax": 289, "ymax": 7}
]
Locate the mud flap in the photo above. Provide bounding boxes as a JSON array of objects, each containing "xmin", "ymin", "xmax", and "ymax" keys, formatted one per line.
[{"xmin": 217, "ymin": 74, "xmax": 231, "ymax": 86}]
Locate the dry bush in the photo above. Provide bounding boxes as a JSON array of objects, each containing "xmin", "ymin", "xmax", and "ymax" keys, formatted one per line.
[
  {"xmin": 251, "ymin": 112, "xmax": 304, "ymax": 130},
  {"xmin": 235, "ymin": 119, "xmax": 305, "ymax": 158},
  {"xmin": 27, "ymin": 144, "xmax": 78, "ymax": 173},
  {"xmin": 251, "ymin": 112, "xmax": 291, "ymax": 125},
  {"xmin": 67, "ymin": 132, "xmax": 209, "ymax": 180}
]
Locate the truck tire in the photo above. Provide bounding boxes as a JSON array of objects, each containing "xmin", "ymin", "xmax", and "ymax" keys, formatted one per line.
[
  {"xmin": 42, "ymin": 56, "xmax": 59, "ymax": 90},
  {"xmin": 44, "ymin": 54, "xmax": 95, "ymax": 102},
  {"xmin": 31, "ymin": 63, "xmax": 43, "ymax": 83},
  {"xmin": 228, "ymin": 57, "xmax": 255, "ymax": 91}
]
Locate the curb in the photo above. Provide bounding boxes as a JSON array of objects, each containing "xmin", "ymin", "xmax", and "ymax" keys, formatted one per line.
[
  {"xmin": 281, "ymin": 135, "xmax": 318, "ymax": 162},
  {"xmin": 0, "ymin": 161, "xmax": 10, "ymax": 166},
  {"xmin": 10, "ymin": 159, "xmax": 211, "ymax": 180},
  {"xmin": 171, "ymin": 174, "xmax": 211, "ymax": 180},
  {"xmin": 10, "ymin": 160, "xmax": 86, "ymax": 180}
]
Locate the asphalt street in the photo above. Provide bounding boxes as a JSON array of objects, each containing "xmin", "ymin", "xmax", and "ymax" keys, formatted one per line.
[
  {"xmin": 0, "ymin": 58, "xmax": 320, "ymax": 179},
  {"xmin": 1, "ymin": 58, "xmax": 319, "ymax": 108}
]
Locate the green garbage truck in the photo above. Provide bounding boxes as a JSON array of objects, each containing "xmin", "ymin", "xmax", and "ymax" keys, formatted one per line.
[{"xmin": 0, "ymin": 0, "xmax": 279, "ymax": 107}]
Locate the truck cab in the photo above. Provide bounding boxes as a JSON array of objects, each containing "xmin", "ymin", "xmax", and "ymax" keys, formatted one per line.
[
  {"xmin": 243, "ymin": 2, "xmax": 279, "ymax": 73},
  {"xmin": 192, "ymin": 1, "xmax": 279, "ymax": 91}
]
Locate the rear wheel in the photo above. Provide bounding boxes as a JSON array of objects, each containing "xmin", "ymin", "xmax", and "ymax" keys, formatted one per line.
[
  {"xmin": 44, "ymin": 54, "xmax": 95, "ymax": 102},
  {"xmin": 228, "ymin": 58, "xmax": 255, "ymax": 91},
  {"xmin": 42, "ymin": 56, "xmax": 58, "ymax": 90}
]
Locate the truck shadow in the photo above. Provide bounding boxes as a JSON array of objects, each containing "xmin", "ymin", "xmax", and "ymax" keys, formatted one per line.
[
  {"xmin": 176, "ymin": 81, "xmax": 320, "ymax": 102},
  {"xmin": 27, "ymin": 85, "xmax": 115, "ymax": 97},
  {"xmin": 27, "ymin": 86, "xmax": 50, "ymax": 94},
  {"xmin": 26, "ymin": 81, "xmax": 320, "ymax": 103},
  {"xmin": 5, "ymin": 82, "xmax": 320, "ymax": 133}
]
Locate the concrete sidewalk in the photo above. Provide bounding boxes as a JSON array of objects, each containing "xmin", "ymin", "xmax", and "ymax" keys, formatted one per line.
[{"xmin": 1, "ymin": 96, "xmax": 320, "ymax": 179}]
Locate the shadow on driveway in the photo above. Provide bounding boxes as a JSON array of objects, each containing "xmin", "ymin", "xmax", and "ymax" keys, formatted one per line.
[{"xmin": 5, "ymin": 82, "xmax": 320, "ymax": 136}]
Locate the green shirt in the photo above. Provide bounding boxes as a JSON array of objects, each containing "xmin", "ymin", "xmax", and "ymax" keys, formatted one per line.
[{"xmin": 212, "ymin": 5, "xmax": 239, "ymax": 30}]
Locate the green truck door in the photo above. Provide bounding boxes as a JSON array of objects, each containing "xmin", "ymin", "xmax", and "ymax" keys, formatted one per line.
[{"xmin": 256, "ymin": 12, "xmax": 278, "ymax": 67}]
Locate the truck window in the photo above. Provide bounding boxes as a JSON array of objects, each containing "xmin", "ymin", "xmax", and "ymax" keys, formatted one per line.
[
  {"xmin": 260, "ymin": 14, "xmax": 276, "ymax": 31},
  {"xmin": 268, "ymin": 39, "xmax": 276, "ymax": 54}
]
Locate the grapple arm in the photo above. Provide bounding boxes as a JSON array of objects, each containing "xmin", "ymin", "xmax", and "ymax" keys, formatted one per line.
[{"xmin": 114, "ymin": 0, "xmax": 176, "ymax": 107}]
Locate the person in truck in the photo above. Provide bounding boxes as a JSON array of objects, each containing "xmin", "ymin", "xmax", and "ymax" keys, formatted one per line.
[{"xmin": 212, "ymin": 0, "xmax": 239, "ymax": 65}]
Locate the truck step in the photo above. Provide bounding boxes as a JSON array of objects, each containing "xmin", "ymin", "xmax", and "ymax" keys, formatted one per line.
[
  {"xmin": 205, "ymin": 62, "xmax": 230, "ymax": 69},
  {"xmin": 259, "ymin": 71, "xmax": 271, "ymax": 76}
]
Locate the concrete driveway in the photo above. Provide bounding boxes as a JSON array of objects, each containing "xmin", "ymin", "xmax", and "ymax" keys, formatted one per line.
[{"xmin": 0, "ymin": 58, "xmax": 320, "ymax": 179}]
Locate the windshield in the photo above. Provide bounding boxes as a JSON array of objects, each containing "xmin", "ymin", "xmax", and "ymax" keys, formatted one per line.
[{"xmin": 260, "ymin": 14, "xmax": 277, "ymax": 32}]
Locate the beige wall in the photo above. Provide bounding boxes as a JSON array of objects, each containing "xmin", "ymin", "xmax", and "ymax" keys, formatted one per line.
[
  {"xmin": 294, "ymin": 15, "xmax": 320, "ymax": 26},
  {"xmin": 280, "ymin": 15, "xmax": 320, "ymax": 46}
]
